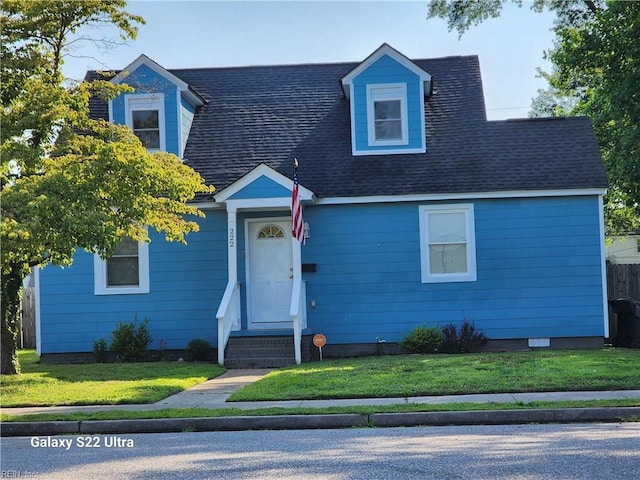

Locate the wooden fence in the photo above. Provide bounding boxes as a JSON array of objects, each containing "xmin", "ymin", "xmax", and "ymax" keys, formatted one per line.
[
  {"xmin": 20, "ymin": 287, "xmax": 36, "ymax": 349},
  {"xmin": 607, "ymin": 263, "xmax": 640, "ymax": 300}
]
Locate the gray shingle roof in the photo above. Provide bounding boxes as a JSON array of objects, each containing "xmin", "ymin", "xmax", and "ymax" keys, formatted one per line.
[{"xmin": 87, "ymin": 55, "xmax": 608, "ymax": 199}]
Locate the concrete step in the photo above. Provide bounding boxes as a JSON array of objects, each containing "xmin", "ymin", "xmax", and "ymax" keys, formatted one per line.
[
  {"xmin": 225, "ymin": 336, "xmax": 296, "ymax": 368},
  {"xmin": 224, "ymin": 356, "xmax": 295, "ymax": 369},
  {"xmin": 226, "ymin": 348, "xmax": 294, "ymax": 358}
]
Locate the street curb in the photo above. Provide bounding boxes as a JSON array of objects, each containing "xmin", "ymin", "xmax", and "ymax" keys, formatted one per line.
[{"xmin": 2, "ymin": 407, "xmax": 639, "ymax": 437}]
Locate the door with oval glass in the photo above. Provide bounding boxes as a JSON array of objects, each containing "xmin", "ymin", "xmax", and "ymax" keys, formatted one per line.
[{"xmin": 246, "ymin": 219, "xmax": 293, "ymax": 329}]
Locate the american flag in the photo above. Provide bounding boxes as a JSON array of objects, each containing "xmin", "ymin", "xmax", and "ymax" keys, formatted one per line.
[{"xmin": 291, "ymin": 158, "xmax": 305, "ymax": 244}]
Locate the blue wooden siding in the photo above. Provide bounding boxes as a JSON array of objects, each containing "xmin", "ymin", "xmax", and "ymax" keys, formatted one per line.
[
  {"xmin": 301, "ymin": 196, "xmax": 604, "ymax": 344},
  {"xmin": 352, "ymin": 54, "xmax": 424, "ymax": 153},
  {"xmin": 38, "ymin": 211, "xmax": 228, "ymax": 354},
  {"xmin": 38, "ymin": 195, "xmax": 605, "ymax": 353},
  {"xmin": 111, "ymin": 64, "xmax": 181, "ymax": 156},
  {"xmin": 229, "ymin": 176, "xmax": 291, "ymax": 200}
]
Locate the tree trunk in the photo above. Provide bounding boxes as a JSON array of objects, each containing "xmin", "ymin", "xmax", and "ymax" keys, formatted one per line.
[{"xmin": 1, "ymin": 265, "xmax": 25, "ymax": 374}]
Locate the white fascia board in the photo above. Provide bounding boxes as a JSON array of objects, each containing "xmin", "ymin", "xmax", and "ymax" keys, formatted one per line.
[
  {"xmin": 214, "ymin": 163, "xmax": 315, "ymax": 203},
  {"xmin": 341, "ymin": 43, "xmax": 432, "ymax": 99},
  {"xmin": 316, "ymin": 188, "xmax": 608, "ymax": 205},
  {"xmin": 111, "ymin": 54, "xmax": 205, "ymax": 107},
  {"xmin": 192, "ymin": 201, "xmax": 222, "ymax": 210},
  {"xmin": 194, "ymin": 188, "xmax": 606, "ymax": 210}
]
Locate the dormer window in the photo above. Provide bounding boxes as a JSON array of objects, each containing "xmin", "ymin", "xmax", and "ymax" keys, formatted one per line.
[
  {"xmin": 367, "ymin": 84, "xmax": 408, "ymax": 146},
  {"xmin": 125, "ymin": 94, "xmax": 166, "ymax": 151},
  {"xmin": 341, "ymin": 44, "xmax": 432, "ymax": 156}
]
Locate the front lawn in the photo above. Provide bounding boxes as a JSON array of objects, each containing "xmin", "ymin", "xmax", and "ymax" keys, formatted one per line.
[
  {"xmin": 0, "ymin": 351, "xmax": 225, "ymax": 407},
  {"xmin": 229, "ymin": 349, "xmax": 640, "ymax": 401}
]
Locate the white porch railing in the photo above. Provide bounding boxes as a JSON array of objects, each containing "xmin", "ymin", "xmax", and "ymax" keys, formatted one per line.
[
  {"xmin": 290, "ymin": 279, "xmax": 307, "ymax": 365},
  {"xmin": 216, "ymin": 281, "xmax": 241, "ymax": 366}
]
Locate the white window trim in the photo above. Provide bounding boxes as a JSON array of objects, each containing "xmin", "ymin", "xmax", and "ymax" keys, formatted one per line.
[
  {"xmin": 94, "ymin": 241, "xmax": 150, "ymax": 295},
  {"xmin": 366, "ymin": 83, "xmax": 408, "ymax": 147},
  {"xmin": 419, "ymin": 204, "xmax": 477, "ymax": 283},
  {"xmin": 125, "ymin": 93, "xmax": 166, "ymax": 152}
]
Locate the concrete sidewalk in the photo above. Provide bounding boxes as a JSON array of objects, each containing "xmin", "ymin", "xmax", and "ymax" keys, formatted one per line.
[{"xmin": 2, "ymin": 369, "xmax": 640, "ymax": 436}]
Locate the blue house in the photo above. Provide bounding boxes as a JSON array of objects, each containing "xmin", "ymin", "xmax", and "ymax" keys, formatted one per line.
[{"xmin": 35, "ymin": 44, "xmax": 609, "ymax": 366}]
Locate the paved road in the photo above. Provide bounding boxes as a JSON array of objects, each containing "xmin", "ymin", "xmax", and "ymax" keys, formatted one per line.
[{"xmin": 1, "ymin": 423, "xmax": 638, "ymax": 479}]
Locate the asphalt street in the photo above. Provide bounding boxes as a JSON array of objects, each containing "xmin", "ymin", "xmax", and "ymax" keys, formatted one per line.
[{"xmin": 1, "ymin": 423, "xmax": 639, "ymax": 479}]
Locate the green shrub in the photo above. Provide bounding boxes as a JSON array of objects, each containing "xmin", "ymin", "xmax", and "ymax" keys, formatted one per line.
[
  {"xmin": 186, "ymin": 338, "xmax": 212, "ymax": 362},
  {"xmin": 440, "ymin": 320, "xmax": 488, "ymax": 353},
  {"xmin": 110, "ymin": 316, "xmax": 153, "ymax": 362},
  {"xmin": 93, "ymin": 338, "xmax": 108, "ymax": 363},
  {"xmin": 400, "ymin": 325, "xmax": 443, "ymax": 353},
  {"xmin": 156, "ymin": 339, "xmax": 170, "ymax": 361}
]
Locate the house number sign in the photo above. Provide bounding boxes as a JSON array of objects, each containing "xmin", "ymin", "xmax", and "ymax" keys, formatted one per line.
[{"xmin": 228, "ymin": 227, "xmax": 235, "ymax": 248}]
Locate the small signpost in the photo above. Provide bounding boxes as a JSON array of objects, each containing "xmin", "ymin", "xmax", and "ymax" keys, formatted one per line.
[{"xmin": 313, "ymin": 333, "xmax": 327, "ymax": 361}]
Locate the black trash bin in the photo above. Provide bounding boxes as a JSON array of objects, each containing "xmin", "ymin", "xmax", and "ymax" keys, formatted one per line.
[{"xmin": 609, "ymin": 299, "xmax": 640, "ymax": 347}]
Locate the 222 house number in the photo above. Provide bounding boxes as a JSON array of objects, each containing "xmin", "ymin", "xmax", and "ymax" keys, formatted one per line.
[{"xmin": 229, "ymin": 227, "xmax": 235, "ymax": 248}]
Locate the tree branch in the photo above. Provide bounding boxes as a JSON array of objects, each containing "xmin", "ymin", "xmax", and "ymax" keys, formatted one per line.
[{"xmin": 584, "ymin": 1, "xmax": 598, "ymax": 14}]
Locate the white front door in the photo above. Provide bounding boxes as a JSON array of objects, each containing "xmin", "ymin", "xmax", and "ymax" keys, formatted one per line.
[{"xmin": 246, "ymin": 219, "xmax": 293, "ymax": 329}]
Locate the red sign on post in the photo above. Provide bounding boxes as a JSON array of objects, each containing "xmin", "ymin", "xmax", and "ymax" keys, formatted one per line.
[{"xmin": 313, "ymin": 334, "xmax": 326, "ymax": 361}]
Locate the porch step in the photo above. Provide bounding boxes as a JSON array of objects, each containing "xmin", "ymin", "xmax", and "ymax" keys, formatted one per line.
[{"xmin": 224, "ymin": 335, "xmax": 296, "ymax": 369}]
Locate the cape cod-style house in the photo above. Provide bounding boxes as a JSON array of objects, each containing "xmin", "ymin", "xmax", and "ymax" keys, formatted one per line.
[{"xmin": 34, "ymin": 44, "xmax": 609, "ymax": 366}]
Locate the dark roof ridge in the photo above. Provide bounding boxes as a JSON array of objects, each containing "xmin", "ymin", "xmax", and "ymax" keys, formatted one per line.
[
  {"xmin": 497, "ymin": 116, "xmax": 588, "ymax": 123},
  {"xmin": 155, "ymin": 54, "xmax": 481, "ymax": 74}
]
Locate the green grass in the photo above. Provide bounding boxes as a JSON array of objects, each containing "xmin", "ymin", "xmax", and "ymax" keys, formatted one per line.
[
  {"xmin": 2, "ymin": 349, "xmax": 639, "ymax": 415},
  {"xmin": 2, "ymin": 398, "xmax": 639, "ymax": 423},
  {"xmin": 0, "ymin": 350, "xmax": 225, "ymax": 407},
  {"xmin": 228, "ymin": 349, "xmax": 640, "ymax": 401}
]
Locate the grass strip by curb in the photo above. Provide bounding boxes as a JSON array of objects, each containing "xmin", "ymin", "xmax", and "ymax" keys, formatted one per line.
[{"xmin": 3, "ymin": 398, "xmax": 640, "ymax": 423}]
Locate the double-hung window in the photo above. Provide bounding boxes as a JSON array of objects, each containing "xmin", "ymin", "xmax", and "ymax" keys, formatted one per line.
[
  {"xmin": 367, "ymin": 84, "xmax": 408, "ymax": 146},
  {"xmin": 125, "ymin": 94, "xmax": 165, "ymax": 151},
  {"xmin": 94, "ymin": 237, "xmax": 149, "ymax": 295},
  {"xmin": 132, "ymin": 110, "xmax": 160, "ymax": 149},
  {"xmin": 419, "ymin": 204, "xmax": 477, "ymax": 283}
]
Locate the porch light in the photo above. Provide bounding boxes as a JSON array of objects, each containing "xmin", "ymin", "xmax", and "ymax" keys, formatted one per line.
[{"xmin": 304, "ymin": 222, "xmax": 310, "ymax": 240}]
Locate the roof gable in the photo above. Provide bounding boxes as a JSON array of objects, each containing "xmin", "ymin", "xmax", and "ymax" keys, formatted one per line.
[
  {"xmin": 111, "ymin": 54, "xmax": 205, "ymax": 107},
  {"xmin": 340, "ymin": 43, "xmax": 433, "ymax": 99},
  {"xmin": 215, "ymin": 164, "xmax": 315, "ymax": 204}
]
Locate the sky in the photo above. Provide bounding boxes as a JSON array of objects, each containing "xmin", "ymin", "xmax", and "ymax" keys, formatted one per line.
[{"xmin": 62, "ymin": 0, "xmax": 558, "ymax": 121}]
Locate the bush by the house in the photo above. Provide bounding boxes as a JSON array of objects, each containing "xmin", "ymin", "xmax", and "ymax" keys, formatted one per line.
[
  {"xmin": 186, "ymin": 338, "xmax": 212, "ymax": 362},
  {"xmin": 93, "ymin": 338, "xmax": 108, "ymax": 363},
  {"xmin": 156, "ymin": 339, "xmax": 170, "ymax": 361},
  {"xmin": 440, "ymin": 320, "xmax": 488, "ymax": 353},
  {"xmin": 400, "ymin": 325, "xmax": 443, "ymax": 354},
  {"xmin": 110, "ymin": 316, "xmax": 153, "ymax": 362}
]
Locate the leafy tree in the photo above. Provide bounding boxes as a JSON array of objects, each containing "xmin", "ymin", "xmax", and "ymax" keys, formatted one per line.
[
  {"xmin": 428, "ymin": 0, "xmax": 639, "ymax": 234},
  {"xmin": 528, "ymin": 87, "xmax": 577, "ymax": 118},
  {"xmin": 1, "ymin": 0, "xmax": 213, "ymax": 374}
]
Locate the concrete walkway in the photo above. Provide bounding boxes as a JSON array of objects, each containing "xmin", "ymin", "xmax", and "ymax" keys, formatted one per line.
[{"xmin": 2, "ymin": 370, "xmax": 640, "ymax": 436}]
